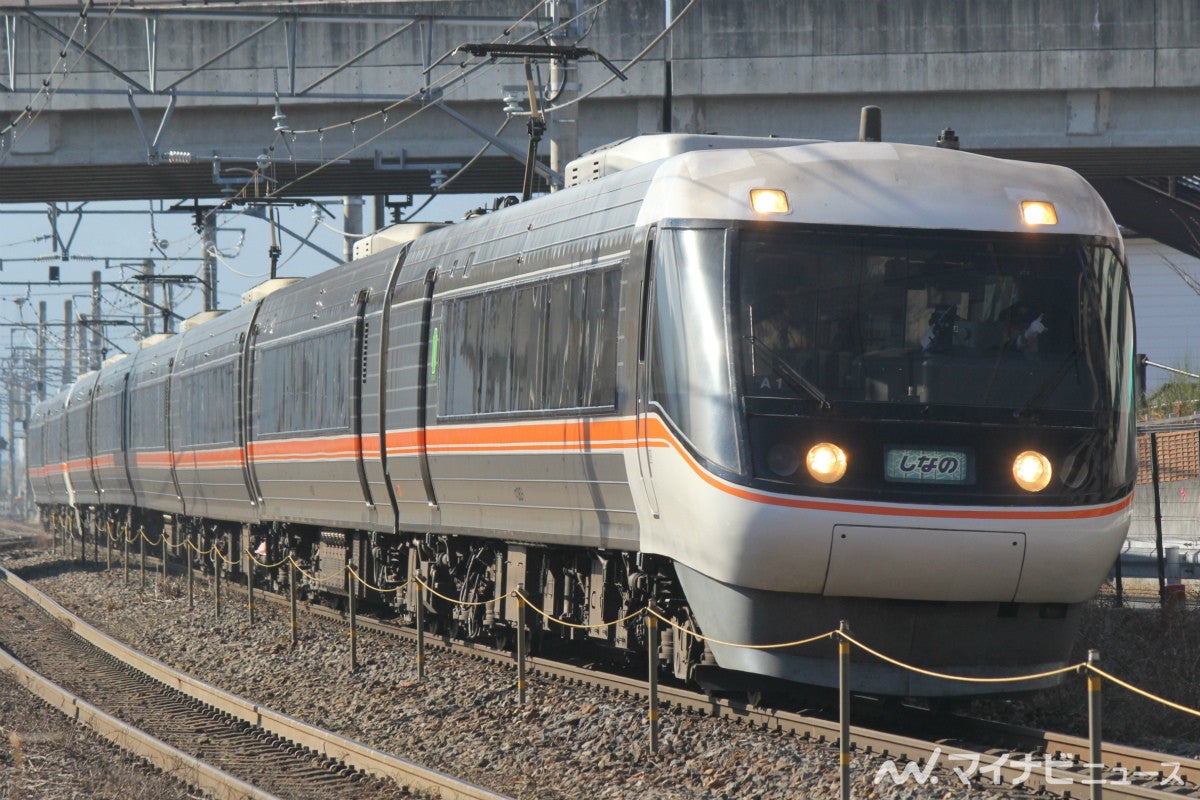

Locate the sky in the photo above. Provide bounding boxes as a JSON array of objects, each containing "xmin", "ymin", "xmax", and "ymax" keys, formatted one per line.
[{"xmin": 0, "ymin": 193, "xmax": 484, "ymax": 393}]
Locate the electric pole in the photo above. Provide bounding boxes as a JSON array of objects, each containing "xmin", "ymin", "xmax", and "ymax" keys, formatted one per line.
[
  {"xmin": 547, "ymin": 0, "xmax": 581, "ymax": 185},
  {"xmin": 141, "ymin": 259, "xmax": 155, "ymax": 337},
  {"xmin": 200, "ymin": 212, "xmax": 218, "ymax": 311},
  {"xmin": 63, "ymin": 300, "xmax": 74, "ymax": 384},
  {"xmin": 90, "ymin": 271, "xmax": 102, "ymax": 370},
  {"xmin": 343, "ymin": 196, "xmax": 363, "ymax": 261},
  {"xmin": 36, "ymin": 301, "xmax": 46, "ymax": 400}
]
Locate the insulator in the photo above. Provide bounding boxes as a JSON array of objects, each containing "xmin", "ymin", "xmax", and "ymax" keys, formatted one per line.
[{"xmin": 165, "ymin": 150, "xmax": 193, "ymax": 164}]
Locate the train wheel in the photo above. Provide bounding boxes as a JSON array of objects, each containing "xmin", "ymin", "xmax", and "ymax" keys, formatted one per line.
[{"xmin": 672, "ymin": 617, "xmax": 704, "ymax": 682}]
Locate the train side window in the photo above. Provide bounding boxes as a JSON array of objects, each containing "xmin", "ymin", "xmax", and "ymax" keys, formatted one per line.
[
  {"xmin": 181, "ymin": 363, "xmax": 236, "ymax": 446},
  {"xmin": 482, "ymin": 291, "xmax": 514, "ymax": 414},
  {"xmin": 257, "ymin": 330, "xmax": 353, "ymax": 435},
  {"xmin": 441, "ymin": 266, "xmax": 619, "ymax": 418},
  {"xmin": 544, "ymin": 276, "xmax": 584, "ymax": 409},
  {"xmin": 443, "ymin": 296, "xmax": 483, "ymax": 416},
  {"xmin": 511, "ymin": 284, "xmax": 545, "ymax": 412},
  {"xmin": 131, "ymin": 382, "xmax": 167, "ymax": 449},
  {"xmin": 582, "ymin": 268, "xmax": 620, "ymax": 407}
]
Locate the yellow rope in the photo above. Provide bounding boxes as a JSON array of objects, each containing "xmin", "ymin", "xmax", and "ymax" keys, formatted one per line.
[
  {"xmin": 647, "ymin": 607, "xmax": 832, "ymax": 650},
  {"xmin": 1089, "ymin": 666, "xmax": 1200, "ymax": 719},
  {"xmin": 514, "ymin": 588, "xmax": 645, "ymax": 630},
  {"xmin": 184, "ymin": 539, "xmax": 218, "ymax": 558},
  {"xmin": 413, "ymin": 575, "xmax": 507, "ymax": 608},
  {"xmin": 245, "ymin": 550, "xmax": 291, "ymax": 570},
  {"xmin": 286, "ymin": 557, "xmax": 346, "ymax": 585},
  {"xmin": 842, "ymin": 632, "xmax": 1083, "ymax": 684},
  {"xmin": 82, "ymin": 532, "xmax": 1200, "ymax": 708},
  {"xmin": 211, "ymin": 546, "xmax": 239, "ymax": 566},
  {"xmin": 347, "ymin": 565, "xmax": 408, "ymax": 595}
]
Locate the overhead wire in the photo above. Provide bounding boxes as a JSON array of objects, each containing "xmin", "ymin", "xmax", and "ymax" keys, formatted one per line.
[
  {"xmin": 213, "ymin": 0, "xmax": 611, "ymax": 207},
  {"xmin": 524, "ymin": 0, "xmax": 698, "ymax": 116},
  {"xmin": 1, "ymin": 1, "xmax": 121, "ymax": 162}
]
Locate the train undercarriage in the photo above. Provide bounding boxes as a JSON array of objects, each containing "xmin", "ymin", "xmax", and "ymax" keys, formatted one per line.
[{"xmin": 40, "ymin": 503, "xmax": 711, "ymax": 684}]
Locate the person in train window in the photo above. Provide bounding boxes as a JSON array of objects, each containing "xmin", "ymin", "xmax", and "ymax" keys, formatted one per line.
[
  {"xmin": 1002, "ymin": 281, "xmax": 1050, "ymax": 353},
  {"xmin": 753, "ymin": 291, "xmax": 807, "ymax": 352}
]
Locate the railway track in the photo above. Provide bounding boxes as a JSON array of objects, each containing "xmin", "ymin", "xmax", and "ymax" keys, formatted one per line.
[
  {"xmin": 237, "ymin": 564, "xmax": 1200, "ymax": 800},
  {"xmin": 0, "ymin": 563, "xmax": 512, "ymax": 800},
  {"xmin": 13, "ymin": 533, "xmax": 1200, "ymax": 800}
]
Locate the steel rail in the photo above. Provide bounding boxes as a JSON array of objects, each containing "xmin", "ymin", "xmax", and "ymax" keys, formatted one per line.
[
  {"xmin": 236, "ymin": 577, "xmax": 1200, "ymax": 800},
  {"xmin": 0, "ymin": 642, "xmax": 281, "ymax": 800},
  {"xmin": 22, "ymin": 532, "xmax": 1200, "ymax": 800},
  {"xmin": 0, "ymin": 564, "xmax": 514, "ymax": 800}
]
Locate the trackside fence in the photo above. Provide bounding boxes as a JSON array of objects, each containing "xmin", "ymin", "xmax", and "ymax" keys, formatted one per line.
[{"xmin": 42, "ymin": 522, "xmax": 1200, "ymax": 800}]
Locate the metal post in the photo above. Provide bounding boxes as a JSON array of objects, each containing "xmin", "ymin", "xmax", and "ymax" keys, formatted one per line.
[
  {"xmin": 547, "ymin": 0, "xmax": 580, "ymax": 186},
  {"xmin": 416, "ymin": 581, "xmax": 426, "ymax": 681},
  {"xmin": 647, "ymin": 612, "xmax": 660, "ymax": 754},
  {"xmin": 247, "ymin": 551, "xmax": 255, "ymax": 625},
  {"xmin": 105, "ymin": 521, "xmax": 111, "ymax": 569},
  {"xmin": 90, "ymin": 271, "xmax": 102, "ymax": 370},
  {"xmin": 139, "ymin": 528, "xmax": 145, "ymax": 589},
  {"xmin": 186, "ymin": 531, "xmax": 194, "ymax": 610},
  {"xmin": 1114, "ymin": 551, "xmax": 1123, "ymax": 608},
  {"xmin": 36, "ymin": 301, "xmax": 46, "ymax": 401},
  {"xmin": 517, "ymin": 586, "xmax": 527, "ymax": 706},
  {"xmin": 343, "ymin": 195, "xmax": 363, "ymax": 261},
  {"xmin": 838, "ymin": 620, "xmax": 852, "ymax": 800},
  {"xmin": 92, "ymin": 514, "xmax": 98, "ymax": 562},
  {"xmin": 141, "ymin": 259, "xmax": 156, "ymax": 337},
  {"xmin": 201, "ymin": 213, "xmax": 218, "ymax": 312},
  {"xmin": 7, "ymin": 375, "xmax": 17, "ymax": 509},
  {"xmin": 214, "ymin": 548, "xmax": 222, "ymax": 620},
  {"xmin": 1087, "ymin": 649, "xmax": 1103, "ymax": 800},
  {"xmin": 348, "ymin": 569, "xmax": 358, "ymax": 672},
  {"xmin": 289, "ymin": 560, "xmax": 298, "ymax": 648},
  {"xmin": 62, "ymin": 299, "xmax": 74, "ymax": 385},
  {"xmin": 1150, "ymin": 432, "xmax": 1166, "ymax": 603},
  {"xmin": 122, "ymin": 523, "xmax": 129, "ymax": 584},
  {"xmin": 161, "ymin": 533, "xmax": 167, "ymax": 582}
]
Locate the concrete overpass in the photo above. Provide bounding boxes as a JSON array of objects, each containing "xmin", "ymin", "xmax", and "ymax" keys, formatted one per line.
[
  {"xmin": 3, "ymin": 0, "xmax": 1200, "ymax": 254},
  {"xmin": 1, "ymin": 1, "xmax": 1200, "ymax": 196}
]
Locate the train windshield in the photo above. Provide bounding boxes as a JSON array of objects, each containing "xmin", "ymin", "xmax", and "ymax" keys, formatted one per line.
[{"xmin": 736, "ymin": 227, "xmax": 1132, "ymax": 423}]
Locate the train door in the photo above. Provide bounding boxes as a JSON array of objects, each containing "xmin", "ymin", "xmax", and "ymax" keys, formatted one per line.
[
  {"xmin": 238, "ymin": 308, "xmax": 264, "ymax": 506},
  {"xmin": 636, "ymin": 227, "xmax": 661, "ymax": 517},
  {"xmin": 350, "ymin": 288, "xmax": 376, "ymax": 509},
  {"xmin": 415, "ymin": 268, "xmax": 439, "ymax": 507},
  {"xmin": 163, "ymin": 357, "xmax": 186, "ymax": 513}
]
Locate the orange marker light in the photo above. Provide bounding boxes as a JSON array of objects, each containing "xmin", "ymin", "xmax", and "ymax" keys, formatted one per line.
[
  {"xmin": 1020, "ymin": 201, "xmax": 1058, "ymax": 226},
  {"xmin": 750, "ymin": 188, "xmax": 790, "ymax": 215}
]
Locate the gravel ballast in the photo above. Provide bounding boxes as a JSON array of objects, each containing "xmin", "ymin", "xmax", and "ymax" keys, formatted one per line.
[{"xmin": 6, "ymin": 546, "xmax": 1025, "ymax": 800}]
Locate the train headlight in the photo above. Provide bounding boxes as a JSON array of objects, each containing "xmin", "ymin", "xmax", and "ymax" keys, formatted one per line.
[
  {"xmin": 1012, "ymin": 450, "xmax": 1053, "ymax": 492},
  {"xmin": 750, "ymin": 188, "xmax": 790, "ymax": 215},
  {"xmin": 1020, "ymin": 200, "xmax": 1058, "ymax": 226},
  {"xmin": 806, "ymin": 442, "xmax": 847, "ymax": 484}
]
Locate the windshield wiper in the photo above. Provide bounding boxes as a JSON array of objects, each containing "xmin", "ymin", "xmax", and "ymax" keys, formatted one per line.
[
  {"xmin": 745, "ymin": 336, "xmax": 831, "ymax": 410},
  {"xmin": 1015, "ymin": 347, "xmax": 1081, "ymax": 420}
]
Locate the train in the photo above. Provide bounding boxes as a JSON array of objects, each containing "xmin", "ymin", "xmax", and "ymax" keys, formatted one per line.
[{"xmin": 26, "ymin": 115, "xmax": 1137, "ymax": 697}]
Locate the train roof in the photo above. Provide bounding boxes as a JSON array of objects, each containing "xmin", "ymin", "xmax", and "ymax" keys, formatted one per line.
[
  {"xmin": 564, "ymin": 134, "xmax": 822, "ymax": 186},
  {"xmin": 636, "ymin": 139, "xmax": 1120, "ymax": 239}
]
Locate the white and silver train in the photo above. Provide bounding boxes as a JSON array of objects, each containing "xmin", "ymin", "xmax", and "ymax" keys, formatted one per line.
[{"xmin": 27, "ymin": 122, "xmax": 1137, "ymax": 697}]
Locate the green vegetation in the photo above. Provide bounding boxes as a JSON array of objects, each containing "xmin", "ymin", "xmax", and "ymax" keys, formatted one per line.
[{"xmin": 1140, "ymin": 378, "xmax": 1200, "ymax": 421}]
